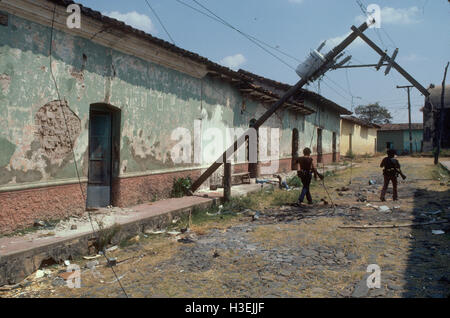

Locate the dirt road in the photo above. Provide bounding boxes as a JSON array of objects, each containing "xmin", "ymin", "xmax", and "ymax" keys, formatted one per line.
[{"xmin": 1, "ymin": 157, "xmax": 449, "ymax": 298}]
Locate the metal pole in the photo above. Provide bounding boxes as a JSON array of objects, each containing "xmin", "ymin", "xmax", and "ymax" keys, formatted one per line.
[{"xmin": 189, "ymin": 22, "xmax": 370, "ymax": 193}]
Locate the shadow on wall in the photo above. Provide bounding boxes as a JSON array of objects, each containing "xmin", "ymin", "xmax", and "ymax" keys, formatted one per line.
[{"xmin": 403, "ymin": 188, "xmax": 450, "ymax": 298}]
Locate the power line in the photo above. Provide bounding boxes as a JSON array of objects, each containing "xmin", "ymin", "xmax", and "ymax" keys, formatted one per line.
[
  {"xmin": 144, "ymin": 0, "xmax": 176, "ymax": 45},
  {"xmin": 175, "ymin": 0, "xmax": 296, "ymax": 70},
  {"xmin": 176, "ymin": 0, "xmax": 302, "ymax": 64}
]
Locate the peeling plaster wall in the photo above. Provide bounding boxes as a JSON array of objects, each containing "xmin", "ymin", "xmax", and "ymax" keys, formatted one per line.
[{"xmin": 0, "ymin": 12, "xmax": 342, "ymax": 195}]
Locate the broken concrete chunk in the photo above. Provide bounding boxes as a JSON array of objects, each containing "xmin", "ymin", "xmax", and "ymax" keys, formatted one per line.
[
  {"xmin": 105, "ymin": 245, "xmax": 118, "ymax": 253},
  {"xmin": 86, "ymin": 260, "xmax": 99, "ymax": 270},
  {"xmin": 35, "ymin": 270, "xmax": 45, "ymax": 279}
]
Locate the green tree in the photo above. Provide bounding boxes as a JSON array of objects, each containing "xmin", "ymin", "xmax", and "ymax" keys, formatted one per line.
[{"xmin": 354, "ymin": 103, "xmax": 393, "ymax": 125}]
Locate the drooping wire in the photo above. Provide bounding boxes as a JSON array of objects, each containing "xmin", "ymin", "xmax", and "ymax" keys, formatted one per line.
[
  {"xmin": 176, "ymin": 0, "xmax": 296, "ymax": 70},
  {"xmin": 144, "ymin": 0, "xmax": 176, "ymax": 45},
  {"xmin": 175, "ymin": 0, "xmax": 302, "ymax": 65},
  {"xmin": 49, "ymin": 5, "xmax": 128, "ymax": 298}
]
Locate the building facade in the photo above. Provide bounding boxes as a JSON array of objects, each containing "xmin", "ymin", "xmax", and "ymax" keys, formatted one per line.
[
  {"xmin": 376, "ymin": 124, "xmax": 423, "ymax": 154},
  {"xmin": 422, "ymin": 84, "xmax": 450, "ymax": 152},
  {"xmin": 340, "ymin": 116, "xmax": 379, "ymax": 156},
  {"xmin": 0, "ymin": 0, "xmax": 350, "ymax": 233}
]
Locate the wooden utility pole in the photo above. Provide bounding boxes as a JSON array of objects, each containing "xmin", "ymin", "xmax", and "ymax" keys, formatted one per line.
[
  {"xmin": 397, "ymin": 85, "xmax": 414, "ymax": 154},
  {"xmin": 223, "ymin": 160, "xmax": 231, "ymax": 202},
  {"xmin": 189, "ymin": 22, "xmax": 371, "ymax": 193},
  {"xmin": 434, "ymin": 62, "xmax": 449, "ymax": 165}
]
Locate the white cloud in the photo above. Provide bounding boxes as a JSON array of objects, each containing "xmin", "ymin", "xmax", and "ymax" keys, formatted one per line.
[
  {"xmin": 288, "ymin": 0, "xmax": 304, "ymax": 4},
  {"xmin": 400, "ymin": 53, "xmax": 428, "ymax": 63},
  {"xmin": 220, "ymin": 54, "xmax": 247, "ymax": 70},
  {"xmin": 323, "ymin": 32, "xmax": 364, "ymax": 51},
  {"xmin": 356, "ymin": 6, "xmax": 421, "ymax": 25},
  {"xmin": 103, "ymin": 11, "xmax": 157, "ymax": 34}
]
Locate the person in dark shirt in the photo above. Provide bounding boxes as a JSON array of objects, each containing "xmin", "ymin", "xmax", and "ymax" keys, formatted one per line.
[
  {"xmin": 380, "ymin": 149, "xmax": 406, "ymax": 201},
  {"xmin": 296, "ymin": 147, "xmax": 322, "ymax": 205}
]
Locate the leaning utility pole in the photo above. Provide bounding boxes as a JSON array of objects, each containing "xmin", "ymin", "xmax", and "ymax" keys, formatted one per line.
[
  {"xmin": 189, "ymin": 20, "xmax": 431, "ymax": 194},
  {"xmin": 434, "ymin": 62, "xmax": 449, "ymax": 165},
  {"xmin": 397, "ymin": 85, "xmax": 414, "ymax": 154},
  {"xmin": 189, "ymin": 21, "xmax": 371, "ymax": 193}
]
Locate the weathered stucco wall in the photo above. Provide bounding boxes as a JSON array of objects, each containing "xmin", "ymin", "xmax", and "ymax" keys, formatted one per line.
[
  {"xmin": 0, "ymin": 12, "xmax": 342, "ymax": 191},
  {"xmin": 377, "ymin": 131, "xmax": 403, "ymax": 153},
  {"xmin": 340, "ymin": 120, "xmax": 377, "ymax": 155}
]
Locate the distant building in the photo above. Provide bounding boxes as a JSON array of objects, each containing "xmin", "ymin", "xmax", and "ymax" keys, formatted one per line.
[
  {"xmin": 377, "ymin": 124, "xmax": 423, "ymax": 154},
  {"xmin": 340, "ymin": 116, "xmax": 380, "ymax": 156},
  {"xmin": 422, "ymin": 85, "xmax": 450, "ymax": 152}
]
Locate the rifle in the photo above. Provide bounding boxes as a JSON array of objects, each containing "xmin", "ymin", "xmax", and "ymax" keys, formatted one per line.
[{"xmin": 396, "ymin": 168, "xmax": 407, "ymax": 180}]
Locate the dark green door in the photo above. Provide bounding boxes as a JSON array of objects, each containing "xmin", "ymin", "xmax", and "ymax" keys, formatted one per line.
[{"xmin": 87, "ymin": 111, "xmax": 112, "ymax": 208}]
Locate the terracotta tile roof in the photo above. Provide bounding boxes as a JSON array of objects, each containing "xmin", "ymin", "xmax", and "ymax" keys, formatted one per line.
[
  {"xmin": 379, "ymin": 123, "xmax": 423, "ymax": 131},
  {"xmin": 341, "ymin": 115, "xmax": 380, "ymax": 128},
  {"xmin": 238, "ymin": 70, "xmax": 352, "ymax": 115}
]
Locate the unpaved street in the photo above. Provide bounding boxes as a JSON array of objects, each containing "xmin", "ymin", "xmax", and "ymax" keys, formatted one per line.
[{"xmin": 1, "ymin": 157, "xmax": 449, "ymax": 298}]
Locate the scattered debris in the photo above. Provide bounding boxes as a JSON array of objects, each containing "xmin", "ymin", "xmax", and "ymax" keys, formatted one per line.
[
  {"xmin": 52, "ymin": 277, "xmax": 66, "ymax": 287},
  {"xmin": 35, "ymin": 270, "xmax": 45, "ymax": 279},
  {"xmin": 83, "ymin": 254, "xmax": 102, "ymax": 260},
  {"xmin": 105, "ymin": 245, "xmax": 118, "ymax": 253},
  {"xmin": 107, "ymin": 257, "xmax": 117, "ymax": 267},
  {"xmin": 339, "ymin": 220, "xmax": 448, "ymax": 229},
  {"xmin": 178, "ymin": 237, "xmax": 195, "ymax": 244},
  {"xmin": 145, "ymin": 229, "xmax": 166, "ymax": 235},
  {"xmin": 252, "ymin": 211, "xmax": 261, "ymax": 221},
  {"xmin": 34, "ymin": 220, "xmax": 46, "ymax": 227},
  {"xmin": 129, "ymin": 235, "xmax": 140, "ymax": 243},
  {"xmin": 180, "ymin": 228, "xmax": 189, "ymax": 234},
  {"xmin": 86, "ymin": 260, "xmax": 99, "ymax": 270},
  {"xmin": 58, "ymin": 271, "xmax": 75, "ymax": 281},
  {"xmin": 379, "ymin": 206, "xmax": 391, "ymax": 212}
]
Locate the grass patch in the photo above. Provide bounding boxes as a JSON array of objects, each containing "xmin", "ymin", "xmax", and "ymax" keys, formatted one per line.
[{"xmin": 287, "ymin": 175, "xmax": 302, "ymax": 188}]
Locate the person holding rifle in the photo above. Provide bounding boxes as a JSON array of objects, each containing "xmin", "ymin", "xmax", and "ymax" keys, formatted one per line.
[
  {"xmin": 380, "ymin": 149, "xmax": 407, "ymax": 202},
  {"xmin": 296, "ymin": 147, "xmax": 324, "ymax": 206}
]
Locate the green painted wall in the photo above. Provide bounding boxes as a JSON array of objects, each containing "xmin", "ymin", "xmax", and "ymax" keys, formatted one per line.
[
  {"xmin": 0, "ymin": 12, "xmax": 342, "ymax": 190},
  {"xmin": 402, "ymin": 130, "xmax": 423, "ymax": 153},
  {"xmin": 377, "ymin": 131, "xmax": 403, "ymax": 153}
]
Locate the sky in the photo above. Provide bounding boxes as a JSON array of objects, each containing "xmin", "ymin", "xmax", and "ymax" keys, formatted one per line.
[{"xmin": 76, "ymin": 0, "xmax": 450, "ymax": 123}]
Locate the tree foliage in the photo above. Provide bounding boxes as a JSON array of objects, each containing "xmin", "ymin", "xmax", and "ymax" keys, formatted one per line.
[{"xmin": 354, "ymin": 103, "xmax": 393, "ymax": 125}]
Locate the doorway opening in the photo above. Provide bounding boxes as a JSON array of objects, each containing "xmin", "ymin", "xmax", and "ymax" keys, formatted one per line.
[
  {"xmin": 332, "ymin": 132, "xmax": 337, "ymax": 163},
  {"xmin": 317, "ymin": 128, "xmax": 323, "ymax": 164},
  {"xmin": 292, "ymin": 128, "xmax": 299, "ymax": 170},
  {"xmin": 87, "ymin": 103, "xmax": 121, "ymax": 209}
]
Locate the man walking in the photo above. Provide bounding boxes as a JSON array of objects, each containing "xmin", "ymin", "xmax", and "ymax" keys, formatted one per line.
[
  {"xmin": 380, "ymin": 149, "xmax": 406, "ymax": 201},
  {"xmin": 296, "ymin": 147, "xmax": 323, "ymax": 205}
]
